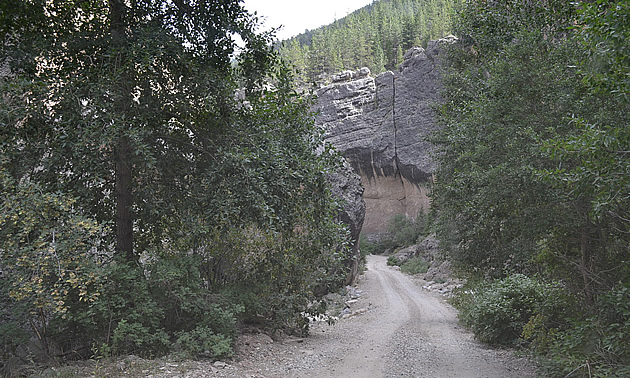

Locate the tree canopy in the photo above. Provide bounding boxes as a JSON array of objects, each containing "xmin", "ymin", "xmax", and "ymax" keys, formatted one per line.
[
  {"xmin": 279, "ymin": 0, "xmax": 459, "ymax": 84},
  {"xmin": 433, "ymin": 0, "xmax": 630, "ymax": 375},
  {"xmin": 0, "ymin": 0, "xmax": 350, "ymax": 366}
]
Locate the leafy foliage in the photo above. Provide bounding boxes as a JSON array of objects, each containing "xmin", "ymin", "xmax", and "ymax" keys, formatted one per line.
[
  {"xmin": 360, "ymin": 212, "xmax": 429, "ymax": 256},
  {"xmin": 578, "ymin": 0, "xmax": 630, "ymax": 100},
  {"xmin": 174, "ymin": 325, "xmax": 234, "ymax": 360},
  {"xmin": 400, "ymin": 256, "xmax": 429, "ymax": 275},
  {"xmin": 436, "ymin": 0, "xmax": 630, "ymax": 375},
  {"xmin": 387, "ymin": 255, "xmax": 402, "ymax": 266},
  {"xmin": 0, "ymin": 0, "xmax": 352, "ymax": 368},
  {"xmin": 536, "ymin": 284, "xmax": 630, "ymax": 377},
  {"xmin": 432, "ymin": 2, "xmax": 580, "ymax": 276},
  {"xmin": 536, "ymin": 3, "xmax": 630, "ymax": 297},
  {"xmin": 453, "ymin": 275, "xmax": 571, "ymax": 346},
  {"xmin": 0, "ymin": 156, "xmax": 105, "ymax": 362},
  {"xmin": 387, "ymin": 214, "xmax": 425, "ymax": 248},
  {"xmin": 391, "ymin": 213, "xmax": 430, "ymax": 250},
  {"xmin": 0, "ymin": 165, "xmax": 102, "ymax": 317}
]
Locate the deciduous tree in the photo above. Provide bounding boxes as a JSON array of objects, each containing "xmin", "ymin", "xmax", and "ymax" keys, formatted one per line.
[{"xmin": 0, "ymin": 0, "xmax": 350, "ymax": 360}]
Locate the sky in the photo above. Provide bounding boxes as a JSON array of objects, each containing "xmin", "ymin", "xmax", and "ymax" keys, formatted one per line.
[{"xmin": 242, "ymin": 0, "xmax": 374, "ymax": 41}]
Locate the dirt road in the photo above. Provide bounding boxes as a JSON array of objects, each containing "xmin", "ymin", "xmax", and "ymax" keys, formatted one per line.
[
  {"xmin": 210, "ymin": 254, "xmax": 536, "ymax": 377},
  {"xmin": 35, "ymin": 255, "xmax": 536, "ymax": 377}
]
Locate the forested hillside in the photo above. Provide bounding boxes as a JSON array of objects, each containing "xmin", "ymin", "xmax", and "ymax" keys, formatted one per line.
[
  {"xmin": 279, "ymin": 0, "xmax": 459, "ymax": 84},
  {"xmin": 434, "ymin": 0, "xmax": 630, "ymax": 376}
]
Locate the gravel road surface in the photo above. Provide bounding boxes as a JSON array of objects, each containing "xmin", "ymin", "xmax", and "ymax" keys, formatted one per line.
[
  {"xmin": 205, "ymin": 254, "xmax": 536, "ymax": 377},
  {"xmin": 37, "ymin": 255, "xmax": 537, "ymax": 377}
]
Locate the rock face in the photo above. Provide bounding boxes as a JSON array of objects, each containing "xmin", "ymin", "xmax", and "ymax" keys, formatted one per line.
[
  {"xmin": 315, "ymin": 37, "xmax": 455, "ymax": 234},
  {"xmin": 327, "ymin": 159, "xmax": 365, "ymax": 284},
  {"xmin": 387, "ymin": 233, "xmax": 464, "ymax": 296}
]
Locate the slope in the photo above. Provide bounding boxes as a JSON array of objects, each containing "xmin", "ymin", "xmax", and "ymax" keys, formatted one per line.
[{"xmin": 279, "ymin": 0, "xmax": 460, "ymax": 84}]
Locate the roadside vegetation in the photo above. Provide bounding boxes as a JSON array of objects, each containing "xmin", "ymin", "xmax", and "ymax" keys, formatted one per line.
[
  {"xmin": 360, "ymin": 212, "xmax": 431, "ymax": 256},
  {"xmin": 388, "ymin": 256, "xmax": 429, "ymax": 276},
  {"xmin": 0, "ymin": 0, "xmax": 351, "ymax": 374},
  {"xmin": 434, "ymin": 1, "xmax": 630, "ymax": 376},
  {"xmin": 2, "ymin": 0, "xmax": 629, "ymax": 377},
  {"xmin": 360, "ymin": 212, "xmax": 432, "ymax": 275}
]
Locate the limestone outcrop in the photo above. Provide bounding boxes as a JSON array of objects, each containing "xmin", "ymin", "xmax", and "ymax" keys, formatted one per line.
[{"xmin": 316, "ymin": 37, "xmax": 456, "ymax": 234}]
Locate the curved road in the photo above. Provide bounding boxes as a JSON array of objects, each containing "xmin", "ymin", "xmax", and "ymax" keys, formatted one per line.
[
  {"xmin": 293, "ymin": 255, "xmax": 535, "ymax": 378},
  {"xmin": 41, "ymin": 258, "xmax": 535, "ymax": 377}
]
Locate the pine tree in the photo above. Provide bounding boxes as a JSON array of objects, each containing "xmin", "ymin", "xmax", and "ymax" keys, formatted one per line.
[{"xmin": 280, "ymin": 0, "xmax": 459, "ymax": 78}]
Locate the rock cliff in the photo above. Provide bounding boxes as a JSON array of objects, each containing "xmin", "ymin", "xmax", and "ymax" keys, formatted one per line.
[
  {"xmin": 316, "ymin": 37, "xmax": 455, "ymax": 234},
  {"xmin": 327, "ymin": 159, "xmax": 365, "ymax": 284}
]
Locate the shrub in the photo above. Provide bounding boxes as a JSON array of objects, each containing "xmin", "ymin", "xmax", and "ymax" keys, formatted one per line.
[
  {"xmin": 400, "ymin": 256, "xmax": 429, "ymax": 275},
  {"xmin": 387, "ymin": 256, "xmax": 401, "ymax": 266},
  {"xmin": 536, "ymin": 285, "xmax": 630, "ymax": 378},
  {"xmin": 389, "ymin": 212, "xmax": 431, "ymax": 249},
  {"xmin": 0, "ymin": 279, "xmax": 30, "ymax": 366},
  {"xmin": 1, "ymin": 186, "xmax": 349, "ymax": 364},
  {"xmin": 110, "ymin": 319, "xmax": 170, "ymax": 357},
  {"xmin": 57, "ymin": 261, "xmax": 172, "ymax": 358},
  {"xmin": 453, "ymin": 274, "xmax": 569, "ymax": 346},
  {"xmin": 359, "ymin": 212, "xmax": 431, "ymax": 257},
  {"xmin": 54, "ymin": 255, "xmax": 243, "ymax": 359},
  {"xmin": 174, "ymin": 325, "xmax": 233, "ymax": 359},
  {"xmin": 359, "ymin": 234, "xmax": 384, "ymax": 256},
  {"xmin": 387, "ymin": 214, "xmax": 425, "ymax": 249}
]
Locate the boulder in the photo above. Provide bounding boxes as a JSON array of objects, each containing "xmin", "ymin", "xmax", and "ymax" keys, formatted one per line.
[
  {"xmin": 391, "ymin": 244, "xmax": 419, "ymax": 265},
  {"xmin": 417, "ymin": 233, "xmax": 440, "ymax": 262},
  {"xmin": 332, "ymin": 70, "xmax": 355, "ymax": 83},
  {"xmin": 355, "ymin": 67, "xmax": 371, "ymax": 79},
  {"xmin": 424, "ymin": 260, "xmax": 453, "ymax": 282},
  {"xmin": 331, "ymin": 67, "xmax": 371, "ymax": 83}
]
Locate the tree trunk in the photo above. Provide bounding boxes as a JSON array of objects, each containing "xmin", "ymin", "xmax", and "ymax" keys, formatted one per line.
[
  {"xmin": 116, "ymin": 136, "xmax": 134, "ymax": 262},
  {"xmin": 110, "ymin": 0, "xmax": 135, "ymax": 261},
  {"xmin": 580, "ymin": 230, "xmax": 593, "ymax": 306}
]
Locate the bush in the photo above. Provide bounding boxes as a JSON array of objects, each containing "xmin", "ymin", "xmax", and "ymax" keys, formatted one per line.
[
  {"xmin": 0, "ymin": 172, "xmax": 349, "ymax": 364},
  {"xmin": 387, "ymin": 256, "xmax": 401, "ymax": 266},
  {"xmin": 386, "ymin": 255, "xmax": 428, "ymax": 275},
  {"xmin": 53, "ymin": 255, "xmax": 243, "ymax": 360},
  {"xmin": 536, "ymin": 285, "xmax": 630, "ymax": 378},
  {"xmin": 57, "ymin": 261, "xmax": 172, "ymax": 358},
  {"xmin": 387, "ymin": 213, "xmax": 428, "ymax": 249},
  {"xmin": 359, "ymin": 234, "xmax": 384, "ymax": 256},
  {"xmin": 400, "ymin": 256, "xmax": 429, "ymax": 275},
  {"xmin": 453, "ymin": 274, "xmax": 570, "ymax": 346},
  {"xmin": 359, "ymin": 212, "xmax": 431, "ymax": 257},
  {"xmin": 174, "ymin": 325, "xmax": 233, "ymax": 359},
  {"xmin": 0, "ymin": 279, "xmax": 30, "ymax": 367}
]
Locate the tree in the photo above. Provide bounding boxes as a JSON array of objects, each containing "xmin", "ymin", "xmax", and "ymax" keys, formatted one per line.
[
  {"xmin": 434, "ymin": 1, "xmax": 630, "ymax": 374},
  {"xmin": 279, "ymin": 39, "xmax": 309, "ymax": 84},
  {"xmin": 538, "ymin": 0, "xmax": 630, "ymax": 295},
  {"xmin": 279, "ymin": 0, "xmax": 460, "ymax": 81},
  {"xmin": 578, "ymin": 0, "xmax": 630, "ymax": 100},
  {"xmin": 1, "ymin": 0, "xmax": 350, "ymax": 360},
  {"xmin": 0, "ymin": 0, "xmax": 276, "ymax": 262},
  {"xmin": 0, "ymin": 156, "xmax": 104, "ymax": 358},
  {"xmin": 431, "ymin": 0, "xmax": 580, "ymax": 275}
]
